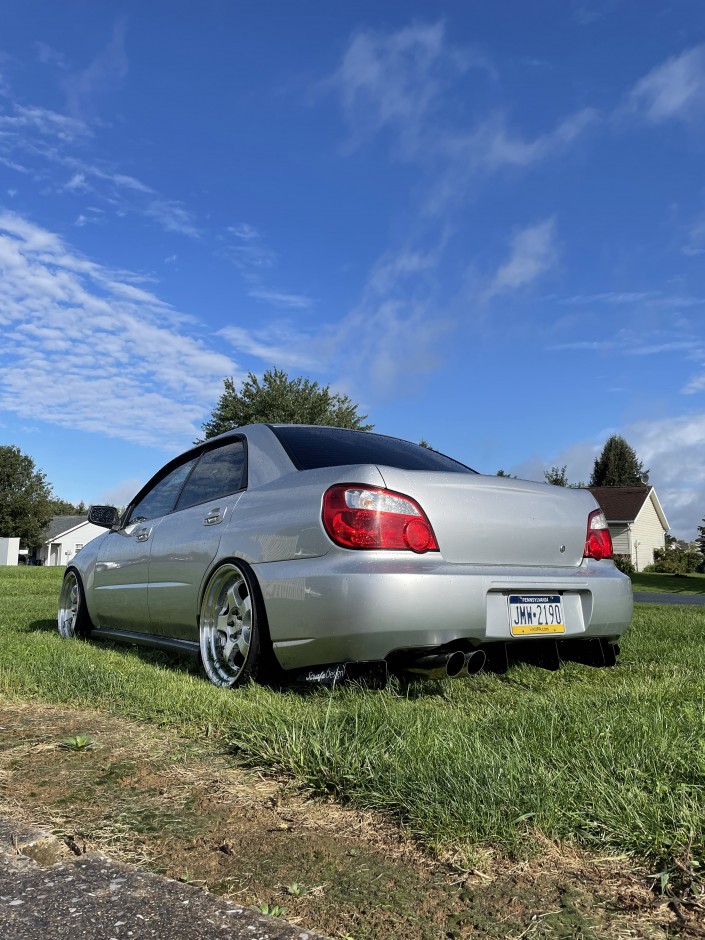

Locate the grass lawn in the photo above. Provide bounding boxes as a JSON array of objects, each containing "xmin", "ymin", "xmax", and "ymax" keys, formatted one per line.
[
  {"xmin": 1, "ymin": 567, "xmax": 703, "ymax": 880},
  {"xmin": 630, "ymin": 571, "xmax": 705, "ymax": 594}
]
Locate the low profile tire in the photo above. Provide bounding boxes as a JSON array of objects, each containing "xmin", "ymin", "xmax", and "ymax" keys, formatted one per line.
[
  {"xmin": 58, "ymin": 569, "xmax": 92, "ymax": 639},
  {"xmin": 199, "ymin": 561, "xmax": 262, "ymax": 688}
]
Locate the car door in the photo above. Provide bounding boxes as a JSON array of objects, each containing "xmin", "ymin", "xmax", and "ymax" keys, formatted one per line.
[
  {"xmin": 147, "ymin": 438, "xmax": 247, "ymax": 640},
  {"xmin": 92, "ymin": 456, "xmax": 198, "ymax": 632}
]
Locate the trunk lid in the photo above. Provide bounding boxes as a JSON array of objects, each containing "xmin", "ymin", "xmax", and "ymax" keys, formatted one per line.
[{"xmin": 375, "ymin": 468, "xmax": 597, "ymax": 567}]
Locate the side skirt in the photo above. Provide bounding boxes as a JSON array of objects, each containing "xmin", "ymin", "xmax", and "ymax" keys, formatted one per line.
[{"xmin": 90, "ymin": 627, "xmax": 200, "ymax": 657}]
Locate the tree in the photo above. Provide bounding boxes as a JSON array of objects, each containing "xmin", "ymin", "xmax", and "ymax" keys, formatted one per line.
[
  {"xmin": 496, "ymin": 469, "xmax": 517, "ymax": 478},
  {"xmin": 697, "ymin": 517, "xmax": 705, "ymax": 568},
  {"xmin": 0, "ymin": 446, "xmax": 54, "ymax": 547},
  {"xmin": 49, "ymin": 498, "xmax": 87, "ymax": 515},
  {"xmin": 200, "ymin": 369, "xmax": 373, "ymax": 441},
  {"xmin": 544, "ymin": 465, "xmax": 568, "ymax": 486},
  {"xmin": 589, "ymin": 435, "xmax": 646, "ymax": 487}
]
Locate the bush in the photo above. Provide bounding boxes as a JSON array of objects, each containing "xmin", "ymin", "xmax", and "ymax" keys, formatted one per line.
[
  {"xmin": 652, "ymin": 547, "xmax": 701, "ymax": 575},
  {"xmin": 614, "ymin": 554, "xmax": 635, "ymax": 576}
]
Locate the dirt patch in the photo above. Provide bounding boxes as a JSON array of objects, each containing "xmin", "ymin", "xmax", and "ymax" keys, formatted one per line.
[{"xmin": 0, "ymin": 699, "xmax": 701, "ymax": 939}]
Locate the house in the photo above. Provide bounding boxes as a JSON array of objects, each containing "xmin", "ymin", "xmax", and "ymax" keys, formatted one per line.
[
  {"xmin": 587, "ymin": 486, "xmax": 669, "ymax": 572},
  {"xmin": 33, "ymin": 515, "xmax": 107, "ymax": 567}
]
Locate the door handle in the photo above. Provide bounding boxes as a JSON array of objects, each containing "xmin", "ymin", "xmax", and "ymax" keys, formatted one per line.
[
  {"xmin": 204, "ymin": 507, "xmax": 224, "ymax": 526},
  {"xmin": 134, "ymin": 527, "xmax": 151, "ymax": 542}
]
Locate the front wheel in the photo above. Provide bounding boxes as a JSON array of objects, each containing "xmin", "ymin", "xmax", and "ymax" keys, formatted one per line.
[
  {"xmin": 199, "ymin": 562, "xmax": 262, "ymax": 688},
  {"xmin": 58, "ymin": 569, "xmax": 92, "ymax": 638}
]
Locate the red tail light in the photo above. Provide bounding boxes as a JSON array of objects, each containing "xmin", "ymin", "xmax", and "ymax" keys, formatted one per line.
[
  {"xmin": 584, "ymin": 509, "xmax": 613, "ymax": 560},
  {"xmin": 322, "ymin": 485, "xmax": 439, "ymax": 553}
]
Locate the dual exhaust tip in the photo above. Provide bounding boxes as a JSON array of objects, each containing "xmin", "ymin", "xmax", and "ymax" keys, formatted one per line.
[{"xmin": 391, "ymin": 648, "xmax": 486, "ymax": 680}]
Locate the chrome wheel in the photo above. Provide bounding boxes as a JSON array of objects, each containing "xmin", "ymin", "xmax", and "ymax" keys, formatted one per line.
[
  {"xmin": 58, "ymin": 570, "xmax": 90, "ymax": 638},
  {"xmin": 200, "ymin": 563, "xmax": 260, "ymax": 687}
]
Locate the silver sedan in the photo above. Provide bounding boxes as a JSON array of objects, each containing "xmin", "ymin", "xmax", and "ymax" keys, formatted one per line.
[{"xmin": 58, "ymin": 424, "xmax": 633, "ymax": 687}]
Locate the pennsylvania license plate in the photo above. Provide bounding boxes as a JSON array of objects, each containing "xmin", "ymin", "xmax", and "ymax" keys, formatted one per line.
[{"xmin": 508, "ymin": 595, "xmax": 565, "ymax": 636}]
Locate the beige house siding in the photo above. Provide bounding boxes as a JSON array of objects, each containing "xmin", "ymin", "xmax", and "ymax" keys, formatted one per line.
[
  {"xmin": 609, "ymin": 523, "xmax": 631, "ymax": 557},
  {"xmin": 632, "ymin": 497, "xmax": 666, "ymax": 571}
]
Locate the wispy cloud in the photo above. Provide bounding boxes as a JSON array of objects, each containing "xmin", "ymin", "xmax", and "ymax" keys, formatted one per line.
[
  {"xmin": 219, "ymin": 322, "xmax": 319, "ymax": 370},
  {"xmin": 0, "ymin": 211, "xmax": 236, "ymax": 448},
  {"xmin": 63, "ymin": 19, "xmax": 129, "ymax": 118},
  {"xmin": 327, "ymin": 23, "xmax": 600, "ymax": 221},
  {"xmin": 144, "ymin": 199, "xmax": 200, "ymax": 238},
  {"xmin": 247, "ymin": 287, "xmax": 313, "ymax": 309},
  {"xmin": 0, "ymin": 93, "xmax": 206, "ymax": 239},
  {"xmin": 626, "ymin": 45, "xmax": 705, "ymax": 123},
  {"xmin": 513, "ymin": 413, "xmax": 705, "ymax": 538},
  {"xmin": 332, "ymin": 21, "xmax": 464, "ymax": 152},
  {"xmin": 484, "ymin": 217, "xmax": 558, "ymax": 299},
  {"xmin": 0, "ymin": 104, "xmax": 90, "ymax": 142},
  {"xmin": 221, "ymin": 240, "xmax": 451, "ymax": 398}
]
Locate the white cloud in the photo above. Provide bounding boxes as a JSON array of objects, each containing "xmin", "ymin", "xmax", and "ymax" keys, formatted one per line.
[
  {"xmin": 220, "ymin": 323, "xmax": 319, "ymax": 370},
  {"xmin": 333, "ymin": 21, "xmax": 451, "ymax": 150},
  {"xmin": 0, "ymin": 104, "xmax": 90, "ymax": 142},
  {"xmin": 484, "ymin": 217, "xmax": 558, "ymax": 299},
  {"xmin": 144, "ymin": 199, "xmax": 200, "ymax": 238},
  {"xmin": 100, "ymin": 477, "xmax": 143, "ymax": 509},
  {"xmin": 0, "ymin": 211, "xmax": 237, "ymax": 449},
  {"xmin": 626, "ymin": 45, "xmax": 705, "ymax": 123},
  {"xmin": 247, "ymin": 287, "xmax": 313, "ymax": 309},
  {"xmin": 0, "ymin": 91, "xmax": 206, "ymax": 240},
  {"xmin": 228, "ymin": 223, "xmax": 261, "ymax": 241},
  {"xmin": 517, "ymin": 417, "xmax": 705, "ymax": 539},
  {"xmin": 628, "ymin": 414, "xmax": 705, "ymax": 537},
  {"xmin": 63, "ymin": 19, "xmax": 128, "ymax": 118},
  {"xmin": 219, "ymin": 241, "xmax": 450, "ymax": 399},
  {"xmin": 35, "ymin": 41, "xmax": 67, "ymax": 70},
  {"xmin": 330, "ymin": 22, "xmax": 596, "ymax": 214}
]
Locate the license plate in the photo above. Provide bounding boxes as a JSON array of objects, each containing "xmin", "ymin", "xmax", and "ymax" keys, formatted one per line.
[{"xmin": 508, "ymin": 594, "xmax": 565, "ymax": 636}]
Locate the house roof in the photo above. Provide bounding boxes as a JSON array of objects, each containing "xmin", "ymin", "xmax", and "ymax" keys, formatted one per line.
[
  {"xmin": 587, "ymin": 486, "xmax": 669, "ymax": 531},
  {"xmin": 43, "ymin": 515, "xmax": 89, "ymax": 543}
]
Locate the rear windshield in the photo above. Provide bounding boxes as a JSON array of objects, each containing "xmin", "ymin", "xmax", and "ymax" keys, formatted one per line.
[{"xmin": 270, "ymin": 426, "xmax": 475, "ymax": 474}]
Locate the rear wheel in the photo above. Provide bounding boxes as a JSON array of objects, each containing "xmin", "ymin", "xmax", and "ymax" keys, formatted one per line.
[
  {"xmin": 58, "ymin": 569, "xmax": 92, "ymax": 638},
  {"xmin": 199, "ymin": 562, "xmax": 262, "ymax": 688}
]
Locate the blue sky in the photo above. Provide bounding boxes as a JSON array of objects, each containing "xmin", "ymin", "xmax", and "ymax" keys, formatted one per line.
[{"xmin": 1, "ymin": 1, "xmax": 704, "ymax": 537}]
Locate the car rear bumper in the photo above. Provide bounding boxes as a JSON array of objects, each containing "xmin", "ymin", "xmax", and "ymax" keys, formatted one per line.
[{"xmin": 252, "ymin": 554, "xmax": 634, "ymax": 671}]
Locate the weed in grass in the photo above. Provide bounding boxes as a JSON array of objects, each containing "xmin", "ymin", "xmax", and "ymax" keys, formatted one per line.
[
  {"xmin": 256, "ymin": 902, "xmax": 286, "ymax": 917},
  {"xmin": 60, "ymin": 734, "xmax": 94, "ymax": 751}
]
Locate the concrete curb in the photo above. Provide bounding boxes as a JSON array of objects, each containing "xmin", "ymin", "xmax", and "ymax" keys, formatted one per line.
[{"xmin": 0, "ymin": 816, "xmax": 328, "ymax": 940}]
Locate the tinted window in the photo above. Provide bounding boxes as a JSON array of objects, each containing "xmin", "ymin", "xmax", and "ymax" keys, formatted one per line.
[
  {"xmin": 176, "ymin": 440, "xmax": 246, "ymax": 511},
  {"xmin": 128, "ymin": 458, "xmax": 198, "ymax": 524},
  {"xmin": 271, "ymin": 426, "xmax": 475, "ymax": 474}
]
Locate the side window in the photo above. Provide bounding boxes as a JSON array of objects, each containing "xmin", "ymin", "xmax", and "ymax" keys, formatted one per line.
[
  {"xmin": 128, "ymin": 458, "xmax": 198, "ymax": 524},
  {"xmin": 175, "ymin": 440, "xmax": 246, "ymax": 511}
]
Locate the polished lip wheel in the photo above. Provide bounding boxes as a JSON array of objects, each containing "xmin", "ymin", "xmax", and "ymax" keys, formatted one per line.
[
  {"xmin": 58, "ymin": 570, "xmax": 80, "ymax": 638},
  {"xmin": 200, "ymin": 563, "xmax": 253, "ymax": 686}
]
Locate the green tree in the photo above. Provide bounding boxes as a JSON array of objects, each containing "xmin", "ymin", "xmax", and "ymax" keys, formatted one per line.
[
  {"xmin": 0, "ymin": 446, "xmax": 54, "ymax": 547},
  {"xmin": 200, "ymin": 369, "xmax": 373, "ymax": 441},
  {"xmin": 589, "ymin": 435, "xmax": 645, "ymax": 487},
  {"xmin": 49, "ymin": 498, "xmax": 87, "ymax": 515},
  {"xmin": 496, "ymin": 469, "xmax": 517, "ymax": 478},
  {"xmin": 544, "ymin": 465, "xmax": 568, "ymax": 486}
]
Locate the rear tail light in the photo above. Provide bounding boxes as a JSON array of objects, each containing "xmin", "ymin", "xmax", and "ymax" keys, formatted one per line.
[
  {"xmin": 322, "ymin": 484, "xmax": 439, "ymax": 553},
  {"xmin": 584, "ymin": 509, "xmax": 613, "ymax": 560}
]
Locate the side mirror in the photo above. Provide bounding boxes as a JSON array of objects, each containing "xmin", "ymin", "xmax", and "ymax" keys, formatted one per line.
[{"xmin": 88, "ymin": 505, "xmax": 120, "ymax": 529}]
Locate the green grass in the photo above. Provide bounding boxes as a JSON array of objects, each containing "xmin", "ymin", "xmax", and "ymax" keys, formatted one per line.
[
  {"xmin": 1, "ymin": 566, "xmax": 704, "ymax": 873},
  {"xmin": 630, "ymin": 571, "xmax": 705, "ymax": 594}
]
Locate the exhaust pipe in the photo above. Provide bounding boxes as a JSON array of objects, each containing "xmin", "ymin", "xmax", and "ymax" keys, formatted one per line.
[
  {"xmin": 463, "ymin": 649, "xmax": 486, "ymax": 676},
  {"xmin": 392, "ymin": 649, "xmax": 466, "ymax": 680}
]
